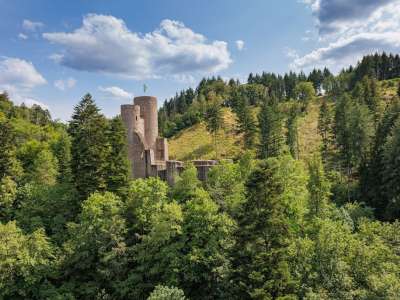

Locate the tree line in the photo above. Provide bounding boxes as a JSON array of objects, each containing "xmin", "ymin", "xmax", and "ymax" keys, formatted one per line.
[{"xmin": 1, "ymin": 52, "xmax": 400, "ymax": 299}]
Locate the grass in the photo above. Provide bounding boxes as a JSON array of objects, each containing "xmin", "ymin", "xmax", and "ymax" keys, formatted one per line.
[
  {"xmin": 168, "ymin": 100, "xmax": 323, "ymax": 162},
  {"xmin": 168, "ymin": 108, "xmax": 243, "ymax": 161}
]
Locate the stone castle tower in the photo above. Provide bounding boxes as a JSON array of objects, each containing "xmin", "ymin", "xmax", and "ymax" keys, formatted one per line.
[
  {"xmin": 121, "ymin": 96, "xmax": 168, "ymax": 179},
  {"xmin": 121, "ymin": 96, "xmax": 217, "ymax": 184}
]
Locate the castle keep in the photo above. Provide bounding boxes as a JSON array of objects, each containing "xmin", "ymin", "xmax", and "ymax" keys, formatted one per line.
[{"xmin": 121, "ymin": 96, "xmax": 216, "ymax": 184}]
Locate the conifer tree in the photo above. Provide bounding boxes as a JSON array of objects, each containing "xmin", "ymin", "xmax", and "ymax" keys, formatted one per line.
[
  {"xmin": 204, "ymin": 92, "xmax": 224, "ymax": 158},
  {"xmin": 231, "ymin": 89, "xmax": 257, "ymax": 148},
  {"xmin": 382, "ymin": 118, "xmax": 400, "ymax": 219},
  {"xmin": 233, "ymin": 155, "xmax": 308, "ymax": 298},
  {"xmin": 258, "ymin": 95, "xmax": 283, "ymax": 159},
  {"xmin": 286, "ymin": 106, "xmax": 299, "ymax": 159},
  {"xmin": 318, "ymin": 99, "xmax": 332, "ymax": 161},
  {"xmin": 105, "ymin": 116, "xmax": 130, "ymax": 193},
  {"xmin": 307, "ymin": 154, "xmax": 331, "ymax": 218},
  {"xmin": 68, "ymin": 94, "xmax": 110, "ymax": 200}
]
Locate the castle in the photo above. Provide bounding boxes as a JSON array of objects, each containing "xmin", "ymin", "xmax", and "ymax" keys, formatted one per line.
[{"xmin": 121, "ymin": 96, "xmax": 217, "ymax": 185}]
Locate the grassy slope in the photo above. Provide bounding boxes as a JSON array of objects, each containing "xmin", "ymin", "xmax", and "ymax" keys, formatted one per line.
[
  {"xmin": 168, "ymin": 79, "xmax": 398, "ymax": 162},
  {"xmin": 169, "ymin": 100, "xmax": 323, "ymax": 162},
  {"xmin": 168, "ymin": 108, "xmax": 243, "ymax": 161}
]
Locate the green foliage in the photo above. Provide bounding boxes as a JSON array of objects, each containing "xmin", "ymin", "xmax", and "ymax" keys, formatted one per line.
[
  {"xmin": 204, "ymin": 92, "xmax": 224, "ymax": 158},
  {"xmin": 317, "ymin": 99, "xmax": 332, "ymax": 160},
  {"xmin": 286, "ymin": 106, "xmax": 299, "ymax": 159},
  {"xmin": 0, "ymin": 221, "xmax": 53, "ymax": 299},
  {"xmin": 0, "ymin": 118, "xmax": 22, "ymax": 181},
  {"xmin": 206, "ymin": 160, "xmax": 246, "ymax": 216},
  {"xmin": 258, "ymin": 96, "xmax": 284, "ymax": 159},
  {"xmin": 105, "ymin": 116, "xmax": 130, "ymax": 194},
  {"xmin": 294, "ymin": 81, "xmax": 316, "ymax": 111},
  {"xmin": 171, "ymin": 163, "xmax": 201, "ymax": 202},
  {"xmin": 125, "ymin": 177, "xmax": 169, "ymax": 236},
  {"xmin": 307, "ymin": 155, "xmax": 331, "ymax": 218},
  {"xmin": 148, "ymin": 285, "xmax": 186, "ymax": 300},
  {"xmin": 234, "ymin": 155, "xmax": 308, "ymax": 299},
  {"xmin": 382, "ymin": 118, "xmax": 400, "ymax": 219},
  {"xmin": 61, "ymin": 192, "xmax": 127, "ymax": 298},
  {"xmin": 231, "ymin": 87, "xmax": 257, "ymax": 148},
  {"xmin": 69, "ymin": 93, "xmax": 110, "ymax": 200}
]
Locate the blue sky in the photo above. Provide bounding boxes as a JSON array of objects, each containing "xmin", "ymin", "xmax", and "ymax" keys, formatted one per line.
[{"xmin": 1, "ymin": 0, "xmax": 400, "ymax": 121}]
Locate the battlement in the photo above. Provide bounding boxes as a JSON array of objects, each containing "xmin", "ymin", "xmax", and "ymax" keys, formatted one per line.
[{"xmin": 121, "ymin": 96, "xmax": 216, "ymax": 184}]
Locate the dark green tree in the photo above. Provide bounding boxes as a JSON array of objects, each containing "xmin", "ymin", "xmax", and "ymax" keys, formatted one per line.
[
  {"xmin": 105, "ymin": 116, "xmax": 130, "ymax": 193},
  {"xmin": 68, "ymin": 94, "xmax": 110, "ymax": 200},
  {"xmin": 233, "ymin": 155, "xmax": 308, "ymax": 299},
  {"xmin": 286, "ymin": 106, "xmax": 299, "ymax": 159},
  {"xmin": 204, "ymin": 92, "xmax": 224, "ymax": 158},
  {"xmin": 318, "ymin": 99, "xmax": 332, "ymax": 161},
  {"xmin": 231, "ymin": 89, "xmax": 257, "ymax": 148},
  {"xmin": 258, "ymin": 95, "xmax": 283, "ymax": 159}
]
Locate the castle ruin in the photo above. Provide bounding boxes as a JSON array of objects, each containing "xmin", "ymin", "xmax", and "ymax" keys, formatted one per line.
[{"xmin": 121, "ymin": 96, "xmax": 216, "ymax": 184}]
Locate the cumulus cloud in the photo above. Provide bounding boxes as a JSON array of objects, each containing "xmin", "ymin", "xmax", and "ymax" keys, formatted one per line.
[
  {"xmin": 98, "ymin": 86, "xmax": 133, "ymax": 100},
  {"xmin": 22, "ymin": 19, "xmax": 44, "ymax": 32},
  {"xmin": 43, "ymin": 14, "xmax": 232, "ymax": 79},
  {"xmin": 304, "ymin": 0, "xmax": 395, "ymax": 34},
  {"xmin": 236, "ymin": 40, "xmax": 245, "ymax": 51},
  {"xmin": 0, "ymin": 57, "xmax": 48, "ymax": 110},
  {"xmin": 54, "ymin": 77, "xmax": 76, "ymax": 91},
  {"xmin": 293, "ymin": 0, "xmax": 400, "ymax": 71},
  {"xmin": 0, "ymin": 57, "xmax": 46, "ymax": 88}
]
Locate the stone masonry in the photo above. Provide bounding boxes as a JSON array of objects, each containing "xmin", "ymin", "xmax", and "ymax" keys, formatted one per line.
[{"xmin": 121, "ymin": 96, "xmax": 216, "ymax": 184}]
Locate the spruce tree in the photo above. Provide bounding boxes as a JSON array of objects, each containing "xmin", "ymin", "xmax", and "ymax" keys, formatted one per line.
[
  {"xmin": 233, "ymin": 155, "xmax": 308, "ymax": 298},
  {"xmin": 68, "ymin": 94, "xmax": 110, "ymax": 200},
  {"xmin": 318, "ymin": 99, "xmax": 332, "ymax": 161},
  {"xmin": 286, "ymin": 106, "xmax": 299, "ymax": 159},
  {"xmin": 382, "ymin": 118, "xmax": 400, "ymax": 220},
  {"xmin": 105, "ymin": 116, "xmax": 130, "ymax": 193},
  {"xmin": 204, "ymin": 92, "xmax": 224, "ymax": 158},
  {"xmin": 232, "ymin": 89, "xmax": 257, "ymax": 148},
  {"xmin": 258, "ymin": 95, "xmax": 283, "ymax": 159}
]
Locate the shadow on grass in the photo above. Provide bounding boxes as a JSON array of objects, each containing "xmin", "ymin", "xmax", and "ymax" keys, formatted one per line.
[{"xmin": 182, "ymin": 143, "xmax": 214, "ymax": 161}]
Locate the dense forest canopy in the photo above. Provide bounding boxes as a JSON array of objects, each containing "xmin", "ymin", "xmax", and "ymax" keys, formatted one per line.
[{"xmin": 1, "ymin": 52, "xmax": 400, "ymax": 299}]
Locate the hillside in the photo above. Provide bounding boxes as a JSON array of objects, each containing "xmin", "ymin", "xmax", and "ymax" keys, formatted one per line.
[{"xmin": 169, "ymin": 99, "xmax": 323, "ymax": 161}]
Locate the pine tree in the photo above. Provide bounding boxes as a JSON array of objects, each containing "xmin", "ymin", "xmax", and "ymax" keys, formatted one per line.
[
  {"xmin": 318, "ymin": 99, "xmax": 332, "ymax": 161},
  {"xmin": 233, "ymin": 155, "xmax": 308, "ymax": 298},
  {"xmin": 204, "ymin": 92, "xmax": 224, "ymax": 159},
  {"xmin": 307, "ymin": 154, "xmax": 331, "ymax": 218},
  {"xmin": 382, "ymin": 118, "xmax": 400, "ymax": 220},
  {"xmin": 258, "ymin": 95, "xmax": 283, "ymax": 159},
  {"xmin": 68, "ymin": 94, "xmax": 110, "ymax": 200},
  {"xmin": 232, "ymin": 89, "xmax": 257, "ymax": 148},
  {"xmin": 286, "ymin": 106, "xmax": 299, "ymax": 159},
  {"xmin": 105, "ymin": 116, "xmax": 130, "ymax": 193}
]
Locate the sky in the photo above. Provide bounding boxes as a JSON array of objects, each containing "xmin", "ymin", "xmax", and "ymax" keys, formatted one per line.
[{"xmin": 1, "ymin": 0, "xmax": 400, "ymax": 121}]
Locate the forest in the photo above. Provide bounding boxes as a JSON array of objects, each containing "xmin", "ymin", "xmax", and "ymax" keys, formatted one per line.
[{"xmin": 1, "ymin": 52, "xmax": 400, "ymax": 299}]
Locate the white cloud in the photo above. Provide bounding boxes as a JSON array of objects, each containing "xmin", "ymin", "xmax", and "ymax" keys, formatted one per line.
[
  {"xmin": 0, "ymin": 57, "xmax": 46, "ymax": 88},
  {"xmin": 98, "ymin": 86, "xmax": 133, "ymax": 100},
  {"xmin": 22, "ymin": 98, "xmax": 49, "ymax": 110},
  {"xmin": 0, "ymin": 57, "xmax": 48, "ymax": 111},
  {"xmin": 54, "ymin": 77, "xmax": 76, "ymax": 91},
  {"xmin": 294, "ymin": 0, "xmax": 400, "ymax": 72},
  {"xmin": 236, "ymin": 40, "xmax": 245, "ymax": 51},
  {"xmin": 18, "ymin": 33, "xmax": 28, "ymax": 40},
  {"xmin": 22, "ymin": 19, "xmax": 44, "ymax": 32},
  {"xmin": 43, "ymin": 14, "xmax": 232, "ymax": 79}
]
